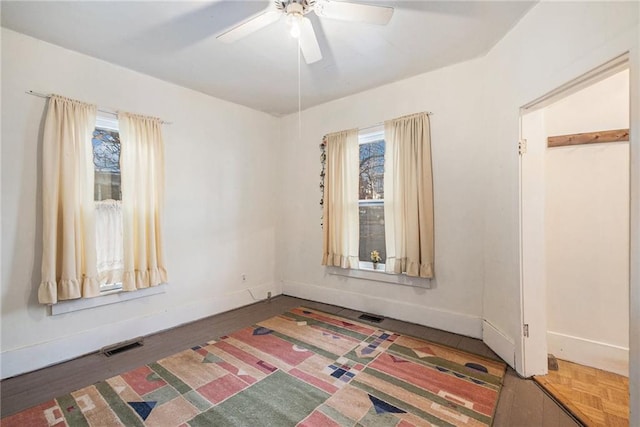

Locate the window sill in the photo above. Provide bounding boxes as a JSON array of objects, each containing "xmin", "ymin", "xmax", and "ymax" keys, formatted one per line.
[
  {"xmin": 50, "ymin": 284, "xmax": 167, "ymax": 315},
  {"xmin": 327, "ymin": 265, "xmax": 431, "ymax": 289}
]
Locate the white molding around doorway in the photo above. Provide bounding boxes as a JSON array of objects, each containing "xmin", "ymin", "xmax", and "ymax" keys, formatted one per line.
[{"xmin": 518, "ymin": 54, "xmax": 631, "ymax": 378}]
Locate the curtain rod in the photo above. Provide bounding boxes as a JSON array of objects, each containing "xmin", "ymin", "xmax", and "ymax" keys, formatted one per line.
[
  {"xmin": 25, "ymin": 90, "xmax": 172, "ymax": 125},
  {"xmin": 358, "ymin": 111, "xmax": 433, "ymax": 133},
  {"xmin": 322, "ymin": 111, "xmax": 434, "ymax": 140}
]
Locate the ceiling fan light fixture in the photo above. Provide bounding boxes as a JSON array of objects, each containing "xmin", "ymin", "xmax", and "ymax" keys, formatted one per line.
[
  {"xmin": 289, "ymin": 15, "xmax": 302, "ymax": 38},
  {"xmin": 286, "ymin": 2, "xmax": 305, "ymax": 39}
]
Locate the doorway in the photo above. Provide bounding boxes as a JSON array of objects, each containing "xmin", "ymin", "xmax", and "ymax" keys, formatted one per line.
[{"xmin": 519, "ymin": 60, "xmax": 630, "ymax": 423}]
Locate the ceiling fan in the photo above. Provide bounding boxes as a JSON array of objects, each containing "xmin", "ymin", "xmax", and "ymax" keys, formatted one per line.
[{"xmin": 217, "ymin": 0, "xmax": 394, "ymax": 64}]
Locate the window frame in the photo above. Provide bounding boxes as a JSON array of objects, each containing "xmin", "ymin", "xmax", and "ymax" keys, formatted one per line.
[{"xmin": 93, "ymin": 112, "xmax": 124, "ymax": 294}]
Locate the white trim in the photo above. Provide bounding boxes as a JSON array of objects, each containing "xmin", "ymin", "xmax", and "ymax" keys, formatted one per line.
[
  {"xmin": 517, "ymin": 43, "xmax": 634, "ymax": 380},
  {"xmin": 628, "ymin": 14, "xmax": 640, "ymax": 427},
  {"xmin": 283, "ymin": 280, "xmax": 480, "ymax": 338},
  {"xmin": 358, "ymin": 260, "xmax": 386, "ymax": 271},
  {"xmin": 95, "ymin": 110, "xmax": 119, "ymax": 131},
  {"xmin": 358, "ymin": 126, "xmax": 384, "ymax": 142},
  {"xmin": 50, "ymin": 284, "xmax": 167, "ymax": 315},
  {"xmin": 483, "ymin": 320, "xmax": 516, "ymax": 371},
  {"xmin": 99, "ymin": 282, "xmax": 123, "ymax": 293},
  {"xmin": 359, "ymin": 199, "xmax": 383, "ymax": 206},
  {"xmin": 518, "ymin": 108, "xmax": 549, "ymax": 377},
  {"xmin": 521, "ymin": 53, "xmax": 629, "ymax": 113},
  {"xmin": 547, "ymin": 331, "xmax": 629, "ymax": 376},
  {"xmin": 327, "ymin": 266, "xmax": 431, "ymax": 288}
]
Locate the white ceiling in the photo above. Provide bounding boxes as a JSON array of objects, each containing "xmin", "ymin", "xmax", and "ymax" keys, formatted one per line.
[{"xmin": 1, "ymin": 1, "xmax": 536, "ymax": 116}]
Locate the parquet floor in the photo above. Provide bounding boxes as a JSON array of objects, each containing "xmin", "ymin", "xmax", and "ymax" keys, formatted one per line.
[{"xmin": 534, "ymin": 359, "xmax": 629, "ymax": 426}]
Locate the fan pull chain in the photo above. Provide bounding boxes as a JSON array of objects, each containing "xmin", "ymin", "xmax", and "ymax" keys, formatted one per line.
[{"xmin": 298, "ymin": 35, "xmax": 302, "ymax": 143}]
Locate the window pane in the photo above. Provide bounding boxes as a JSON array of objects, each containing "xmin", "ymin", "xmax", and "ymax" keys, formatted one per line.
[
  {"xmin": 92, "ymin": 128, "xmax": 121, "ymax": 201},
  {"xmin": 359, "ymin": 140, "xmax": 385, "ymax": 200},
  {"xmin": 359, "ymin": 204, "xmax": 386, "ymax": 262}
]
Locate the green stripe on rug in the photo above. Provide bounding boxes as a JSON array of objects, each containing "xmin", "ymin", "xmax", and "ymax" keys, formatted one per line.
[
  {"xmin": 318, "ymin": 403, "xmax": 356, "ymax": 426},
  {"xmin": 387, "ymin": 343, "xmax": 502, "ymax": 387},
  {"xmin": 148, "ymin": 362, "xmax": 192, "ymax": 394},
  {"xmin": 183, "ymin": 390, "xmax": 213, "ymax": 412},
  {"xmin": 188, "ymin": 370, "xmax": 329, "ymax": 426},
  {"xmin": 56, "ymin": 394, "xmax": 89, "ymax": 427},
  {"xmin": 95, "ymin": 382, "xmax": 145, "ymax": 427},
  {"xmin": 351, "ymin": 380, "xmax": 458, "ymax": 427},
  {"xmin": 363, "ymin": 367, "xmax": 493, "ymax": 424},
  {"xmin": 358, "ymin": 406, "xmax": 405, "ymax": 427},
  {"xmin": 342, "ymin": 348, "xmax": 382, "ymax": 366},
  {"xmin": 143, "ymin": 384, "xmax": 180, "ymax": 406},
  {"xmin": 281, "ymin": 312, "xmax": 371, "ymax": 341}
]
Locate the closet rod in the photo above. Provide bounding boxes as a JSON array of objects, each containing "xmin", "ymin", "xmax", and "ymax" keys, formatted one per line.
[{"xmin": 25, "ymin": 90, "xmax": 172, "ymax": 125}]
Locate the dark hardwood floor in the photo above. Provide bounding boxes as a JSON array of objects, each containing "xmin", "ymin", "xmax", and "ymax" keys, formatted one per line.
[{"xmin": 0, "ymin": 295, "xmax": 581, "ymax": 426}]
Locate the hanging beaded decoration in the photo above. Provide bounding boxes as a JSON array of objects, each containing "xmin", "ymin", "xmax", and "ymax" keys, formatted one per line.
[{"xmin": 319, "ymin": 136, "xmax": 327, "ymax": 228}]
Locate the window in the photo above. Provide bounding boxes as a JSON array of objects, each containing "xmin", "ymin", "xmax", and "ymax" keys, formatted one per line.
[
  {"xmin": 93, "ymin": 114, "xmax": 123, "ymax": 293},
  {"xmin": 358, "ymin": 128, "xmax": 386, "ymax": 269},
  {"xmin": 39, "ymin": 95, "xmax": 168, "ymax": 306},
  {"xmin": 321, "ymin": 113, "xmax": 433, "ymax": 281},
  {"xmin": 93, "ymin": 128, "xmax": 121, "ymax": 200}
]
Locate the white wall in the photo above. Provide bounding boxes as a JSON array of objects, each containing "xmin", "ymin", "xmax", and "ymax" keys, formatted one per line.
[
  {"xmin": 544, "ymin": 70, "xmax": 629, "ymax": 375},
  {"xmin": 278, "ymin": 58, "xmax": 487, "ymax": 338},
  {"xmin": 276, "ymin": 1, "xmax": 639, "ymax": 363},
  {"xmin": 481, "ymin": 2, "xmax": 639, "ymax": 421},
  {"xmin": 631, "ymin": 1, "xmax": 640, "ymax": 422},
  {"xmin": 2, "ymin": 3, "xmax": 640, "ymax": 420},
  {"xmin": 0, "ymin": 28, "xmax": 281, "ymax": 379},
  {"xmin": 480, "ymin": 1, "xmax": 638, "ymax": 377},
  {"xmin": 279, "ymin": 3, "xmax": 639, "ymax": 420}
]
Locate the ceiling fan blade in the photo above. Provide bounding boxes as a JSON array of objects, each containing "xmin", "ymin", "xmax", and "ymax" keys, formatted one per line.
[
  {"xmin": 299, "ymin": 17, "xmax": 322, "ymax": 64},
  {"xmin": 217, "ymin": 10, "xmax": 281, "ymax": 43},
  {"xmin": 314, "ymin": 0, "xmax": 393, "ymax": 25}
]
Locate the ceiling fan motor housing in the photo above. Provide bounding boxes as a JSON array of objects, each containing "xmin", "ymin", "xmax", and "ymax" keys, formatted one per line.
[{"xmin": 277, "ymin": 0, "xmax": 316, "ymax": 15}]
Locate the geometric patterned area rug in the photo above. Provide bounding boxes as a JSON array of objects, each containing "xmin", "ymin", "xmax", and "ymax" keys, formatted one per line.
[{"xmin": 2, "ymin": 307, "xmax": 506, "ymax": 426}]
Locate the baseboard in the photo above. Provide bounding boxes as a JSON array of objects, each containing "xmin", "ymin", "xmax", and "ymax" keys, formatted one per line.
[
  {"xmin": 0, "ymin": 282, "xmax": 279, "ymax": 380},
  {"xmin": 283, "ymin": 280, "xmax": 482, "ymax": 338},
  {"xmin": 482, "ymin": 320, "xmax": 516, "ymax": 369},
  {"xmin": 547, "ymin": 331, "xmax": 629, "ymax": 376}
]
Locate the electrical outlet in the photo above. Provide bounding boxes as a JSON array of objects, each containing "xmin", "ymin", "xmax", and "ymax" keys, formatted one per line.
[
  {"xmin": 241, "ymin": 273, "xmax": 246, "ymax": 282},
  {"xmin": 267, "ymin": 291, "xmax": 272, "ymax": 301}
]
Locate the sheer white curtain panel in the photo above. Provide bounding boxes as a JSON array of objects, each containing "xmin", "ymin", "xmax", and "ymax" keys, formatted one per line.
[
  {"xmin": 95, "ymin": 199, "xmax": 124, "ymax": 285},
  {"xmin": 322, "ymin": 129, "xmax": 360, "ymax": 268},
  {"xmin": 39, "ymin": 95, "xmax": 99, "ymax": 304},
  {"xmin": 384, "ymin": 112, "xmax": 435, "ymax": 278},
  {"xmin": 118, "ymin": 112, "xmax": 168, "ymax": 290}
]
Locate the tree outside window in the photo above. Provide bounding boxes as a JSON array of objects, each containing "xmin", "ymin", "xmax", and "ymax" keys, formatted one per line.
[
  {"xmin": 359, "ymin": 138, "xmax": 386, "ymax": 263},
  {"xmin": 92, "ymin": 128, "xmax": 121, "ymax": 201}
]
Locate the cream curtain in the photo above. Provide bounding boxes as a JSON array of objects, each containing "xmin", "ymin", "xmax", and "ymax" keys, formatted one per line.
[
  {"xmin": 384, "ymin": 112, "xmax": 435, "ymax": 278},
  {"xmin": 39, "ymin": 95, "xmax": 99, "ymax": 304},
  {"xmin": 322, "ymin": 129, "xmax": 360, "ymax": 268},
  {"xmin": 95, "ymin": 199, "xmax": 124, "ymax": 285},
  {"xmin": 118, "ymin": 112, "xmax": 167, "ymax": 290}
]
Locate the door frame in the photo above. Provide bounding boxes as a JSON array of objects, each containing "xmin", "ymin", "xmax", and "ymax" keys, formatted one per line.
[{"xmin": 518, "ymin": 54, "xmax": 631, "ymax": 377}]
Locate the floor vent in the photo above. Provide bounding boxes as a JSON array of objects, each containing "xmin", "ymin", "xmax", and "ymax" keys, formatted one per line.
[
  {"xmin": 101, "ymin": 337, "xmax": 144, "ymax": 357},
  {"xmin": 358, "ymin": 313, "xmax": 384, "ymax": 323}
]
